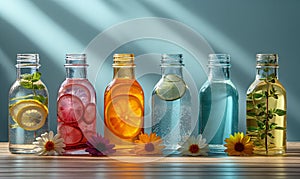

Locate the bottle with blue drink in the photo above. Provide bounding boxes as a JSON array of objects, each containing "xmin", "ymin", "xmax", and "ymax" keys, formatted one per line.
[
  {"xmin": 151, "ymin": 54, "xmax": 193, "ymax": 155},
  {"xmin": 199, "ymin": 54, "xmax": 238, "ymax": 154}
]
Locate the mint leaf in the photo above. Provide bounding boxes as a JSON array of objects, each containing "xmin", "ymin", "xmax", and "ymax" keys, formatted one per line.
[
  {"xmin": 21, "ymin": 74, "xmax": 33, "ymax": 80},
  {"xmin": 32, "ymin": 72, "xmax": 41, "ymax": 82},
  {"xmin": 20, "ymin": 81, "xmax": 32, "ymax": 89},
  {"xmin": 33, "ymin": 84, "xmax": 45, "ymax": 90}
]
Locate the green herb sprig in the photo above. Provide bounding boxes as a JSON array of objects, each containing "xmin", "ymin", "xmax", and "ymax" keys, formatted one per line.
[
  {"xmin": 15, "ymin": 72, "xmax": 47, "ymax": 104},
  {"xmin": 247, "ymin": 67, "xmax": 286, "ymax": 154}
]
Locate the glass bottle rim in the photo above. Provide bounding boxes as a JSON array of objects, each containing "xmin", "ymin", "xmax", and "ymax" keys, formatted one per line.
[
  {"xmin": 65, "ymin": 53, "xmax": 89, "ymax": 67},
  {"xmin": 161, "ymin": 54, "xmax": 184, "ymax": 67},
  {"xmin": 16, "ymin": 53, "xmax": 40, "ymax": 68},
  {"xmin": 208, "ymin": 53, "xmax": 231, "ymax": 68},
  {"xmin": 256, "ymin": 53, "xmax": 279, "ymax": 68},
  {"xmin": 113, "ymin": 53, "xmax": 135, "ymax": 67}
]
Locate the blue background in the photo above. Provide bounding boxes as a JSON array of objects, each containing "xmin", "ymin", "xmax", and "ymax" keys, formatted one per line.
[{"xmin": 1, "ymin": 0, "xmax": 299, "ymax": 141}]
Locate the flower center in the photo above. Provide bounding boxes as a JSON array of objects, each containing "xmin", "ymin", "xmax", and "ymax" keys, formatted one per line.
[
  {"xmin": 234, "ymin": 142, "xmax": 245, "ymax": 152},
  {"xmin": 189, "ymin": 144, "xmax": 200, "ymax": 154},
  {"xmin": 96, "ymin": 142, "xmax": 107, "ymax": 152},
  {"xmin": 45, "ymin": 141, "xmax": 55, "ymax": 151},
  {"xmin": 145, "ymin": 143, "xmax": 155, "ymax": 152}
]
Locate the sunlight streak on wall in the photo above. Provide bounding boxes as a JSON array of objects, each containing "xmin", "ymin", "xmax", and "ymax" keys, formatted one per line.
[{"xmin": 0, "ymin": 0, "xmax": 83, "ymax": 60}]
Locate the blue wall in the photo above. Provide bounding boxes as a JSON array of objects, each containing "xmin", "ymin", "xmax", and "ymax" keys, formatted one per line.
[{"xmin": 1, "ymin": 0, "xmax": 299, "ymax": 141}]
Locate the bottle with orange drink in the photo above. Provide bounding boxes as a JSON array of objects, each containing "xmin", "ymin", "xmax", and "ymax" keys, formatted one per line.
[
  {"xmin": 104, "ymin": 54, "xmax": 144, "ymax": 148},
  {"xmin": 57, "ymin": 54, "xmax": 97, "ymax": 155},
  {"xmin": 8, "ymin": 54, "xmax": 49, "ymax": 154}
]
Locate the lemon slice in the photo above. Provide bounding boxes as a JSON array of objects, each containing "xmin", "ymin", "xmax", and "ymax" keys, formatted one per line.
[
  {"xmin": 10, "ymin": 99, "xmax": 44, "ymax": 122},
  {"xmin": 155, "ymin": 74, "xmax": 186, "ymax": 101},
  {"xmin": 9, "ymin": 99, "xmax": 48, "ymax": 131}
]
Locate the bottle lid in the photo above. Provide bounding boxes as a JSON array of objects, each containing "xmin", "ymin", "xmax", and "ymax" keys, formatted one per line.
[
  {"xmin": 256, "ymin": 54, "xmax": 278, "ymax": 67},
  {"xmin": 161, "ymin": 54, "xmax": 184, "ymax": 67},
  {"xmin": 16, "ymin": 54, "xmax": 40, "ymax": 68},
  {"xmin": 208, "ymin": 54, "xmax": 231, "ymax": 68},
  {"xmin": 65, "ymin": 54, "xmax": 88, "ymax": 67},
  {"xmin": 113, "ymin": 54, "xmax": 135, "ymax": 67}
]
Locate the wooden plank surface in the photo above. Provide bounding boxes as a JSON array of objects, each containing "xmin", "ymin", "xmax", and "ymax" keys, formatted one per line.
[{"xmin": 0, "ymin": 142, "xmax": 300, "ymax": 178}]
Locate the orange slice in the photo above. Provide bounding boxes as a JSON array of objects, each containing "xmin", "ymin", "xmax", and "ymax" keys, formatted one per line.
[{"xmin": 105, "ymin": 95, "xmax": 143, "ymax": 139}]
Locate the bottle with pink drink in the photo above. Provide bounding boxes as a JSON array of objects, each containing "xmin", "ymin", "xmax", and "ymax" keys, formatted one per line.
[{"xmin": 57, "ymin": 54, "xmax": 96, "ymax": 154}]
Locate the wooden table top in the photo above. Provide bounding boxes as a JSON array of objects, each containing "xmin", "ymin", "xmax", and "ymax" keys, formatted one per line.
[{"xmin": 1, "ymin": 142, "xmax": 300, "ymax": 178}]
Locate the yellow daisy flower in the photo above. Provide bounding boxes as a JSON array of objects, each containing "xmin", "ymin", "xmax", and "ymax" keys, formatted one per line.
[
  {"xmin": 134, "ymin": 133, "xmax": 165, "ymax": 155},
  {"xmin": 224, "ymin": 132, "xmax": 254, "ymax": 156}
]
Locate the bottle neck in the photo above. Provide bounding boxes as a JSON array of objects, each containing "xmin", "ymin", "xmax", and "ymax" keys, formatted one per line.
[
  {"xmin": 161, "ymin": 66, "xmax": 183, "ymax": 77},
  {"xmin": 208, "ymin": 67, "xmax": 230, "ymax": 81},
  {"xmin": 16, "ymin": 53, "xmax": 40, "ymax": 79},
  {"xmin": 161, "ymin": 54, "xmax": 184, "ymax": 78},
  {"xmin": 207, "ymin": 54, "xmax": 231, "ymax": 82},
  {"xmin": 64, "ymin": 54, "xmax": 88, "ymax": 79},
  {"xmin": 66, "ymin": 66, "xmax": 87, "ymax": 79},
  {"xmin": 256, "ymin": 66, "xmax": 278, "ymax": 80},
  {"xmin": 17, "ymin": 67, "xmax": 39, "ymax": 79},
  {"xmin": 113, "ymin": 67, "xmax": 135, "ymax": 79}
]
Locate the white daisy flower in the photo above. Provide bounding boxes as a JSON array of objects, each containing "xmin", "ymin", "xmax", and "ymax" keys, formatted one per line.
[
  {"xmin": 179, "ymin": 134, "xmax": 209, "ymax": 156},
  {"xmin": 33, "ymin": 131, "xmax": 65, "ymax": 156}
]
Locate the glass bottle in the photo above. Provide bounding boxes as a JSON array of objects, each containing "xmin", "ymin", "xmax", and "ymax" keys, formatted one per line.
[
  {"xmin": 246, "ymin": 54, "xmax": 286, "ymax": 155},
  {"xmin": 57, "ymin": 54, "xmax": 96, "ymax": 155},
  {"xmin": 199, "ymin": 54, "xmax": 238, "ymax": 154},
  {"xmin": 151, "ymin": 54, "xmax": 192, "ymax": 155},
  {"xmin": 8, "ymin": 54, "xmax": 49, "ymax": 154},
  {"xmin": 104, "ymin": 54, "xmax": 144, "ymax": 147}
]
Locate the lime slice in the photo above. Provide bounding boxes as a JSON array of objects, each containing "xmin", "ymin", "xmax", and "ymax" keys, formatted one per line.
[{"xmin": 155, "ymin": 74, "xmax": 186, "ymax": 101}]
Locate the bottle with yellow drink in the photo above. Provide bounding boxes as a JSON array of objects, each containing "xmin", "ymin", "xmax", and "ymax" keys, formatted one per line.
[{"xmin": 8, "ymin": 54, "xmax": 49, "ymax": 154}]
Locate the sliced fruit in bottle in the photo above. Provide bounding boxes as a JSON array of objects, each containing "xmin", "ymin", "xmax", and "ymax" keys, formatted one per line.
[
  {"xmin": 83, "ymin": 103, "xmax": 96, "ymax": 124},
  {"xmin": 9, "ymin": 99, "xmax": 48, "ymax": 131},
  {"xmin": 57, "ymin": 94, "xmax": 84, "ymax": 124},
  {"xmin": 105, "ymin": 95, "xmax": 143, "ymax": 139},
  {"xmin": 59, "ymin": 83, "xmax": 91, "ymax": 106},
  {"xmin": 58, "ymin": 124, "xmax": 84, "ymax": 145},
  {"xmin": 109, "ymin": 80, "xmax": 143, "ymax": 98},
  {"xmin": 9, "ymin": 99, "xmax": 48, "ymax": 122},
  {"xmin": 155, "ymin": 74, "xmax": 186, "ymax": 101}
]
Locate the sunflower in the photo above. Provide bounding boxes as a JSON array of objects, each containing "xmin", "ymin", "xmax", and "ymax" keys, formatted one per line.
[
  {"xmin": 134, "ymin": 133, "xmax": 165, "ymax": 155},
  {"xmin": 224, "ymin": 132, "xmax": 254, "ymax": 156},
  {"xmin": 33, "ymin": 131, "xmax": 65, "ymax": 156},
  {"xmin": 179, "ymin": 134, "xmax": 209, "ymax": 156}
]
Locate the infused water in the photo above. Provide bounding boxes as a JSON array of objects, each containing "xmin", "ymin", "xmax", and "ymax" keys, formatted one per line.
[
  {"xmin": 200, "ymin": 82, "xmax": 238, "ymax": 153},
  {"xmin": 152, "ymin": 80, "xmax": 192, "ymax": 154},
  {"xmin": 9, "ymin": 54, "xmax": 49, "ymax": 154},
  {"xmin": 57, "ymin": 54, "xmax": 96, "ymax": 154},
  {"xmin": 104, "ymin": 54, "xmax": 144, "ymax": 147},
  {"xmin": 246, "ymin": 80, "xmax": 286, "ymax": 155}
]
